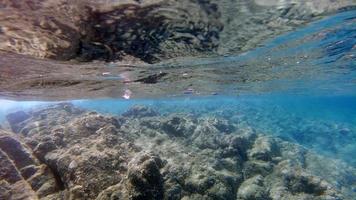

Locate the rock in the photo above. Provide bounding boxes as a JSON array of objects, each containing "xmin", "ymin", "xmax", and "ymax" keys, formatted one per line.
[
  {"xmin": 0, "ymin": 133, "xmax": 38, "ymax": 169},
  {"xmin": 205, "ymin": 117, "xmax": 235, "ymax": 134},
  {"xmin": 237, "ymin": 175, "xmax": 268, "ymax": 200},
  {"xmin": 248, "ymin": 136, "xmax": 279, "ymax": 162},
  {"xmin": 0, "ymin": 149, "xmax": 22, "ymax": 184},
  {"xmin": 267, "ymin": 160, "xmax": 341, "ymax": 200},
  {"xmin": 122, "ymin": 105, "xmax": 159, "ymax": 118},
  {"xmin": 96, "ymin": 184, "xmax": 123, "ymax": 200},
  {"xmin": 6, "ymin": 111, "xmax": 30, "ymax": 133},
  {"xmin": 160, "ymin": 115, "xmax": 196, "ymax": 137},
  {"xmin": 0, "ymin": 180, "xmax": 11, "ymax": 200},
  {"xmin": 2, "ymin": 104, "xmax": 355, "ymax": 200},
  {"xmin": 68, "ymin": 160, "xmax": 78, "ymax": 170},
  {"xmin": 72, "ymin": 113, "xmax": 121, "ymax": 134},
  {"xmin": 243, "ymin": 161, "xmax": 274, "ymax": 179},
  {"xmin": 221, "ymin": 127, "xmax": 257, "ymax": 152},
  {"xmin": 20, "ymin": 165, "xmax": 40, "ymax": 180},
  {"xmin": 126, "ymin": 153, "xmax": 164, "ymax": 200},
  {"xmin": 0, "ymin": 130, "xmax": 62, "ymax": 199},
  {"xmin": 7, "ymin": 180, "xmax": 39, "ymax": 200},
  {"xmin": 3, "ymin": 108, "xmax": 134, "ymax": 199},
  {"xmin": 33, "ymin": 141, "xmax": 57, "ymax": 161},
  {"xmin": 191, "ymin": 117, "xmax": 229, "ymax": 149}
]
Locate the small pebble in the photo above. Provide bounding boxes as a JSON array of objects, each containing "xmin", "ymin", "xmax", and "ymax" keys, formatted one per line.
[{"xmin": 69, "ymin": 160, "xmax": 78, "ymax": 169}]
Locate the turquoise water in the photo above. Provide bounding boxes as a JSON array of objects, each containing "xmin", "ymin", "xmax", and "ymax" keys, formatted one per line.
[
  {"xmin": 0, "ymin": 8, "xmax": 356, "ymax": 200},
  {"xmin": 1, "ymin": 11, "xmax": 355, "ymax": 163},
  {"xmin": 1, "ymin": 94, "xmax": 356, "ymax": 164}
]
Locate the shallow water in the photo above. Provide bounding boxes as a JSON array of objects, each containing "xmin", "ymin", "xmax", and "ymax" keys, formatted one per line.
[
  {"xmin": 1, "ymin": 94, "xmax": 356, "ymax": 199},
  {"xmin": 0, "ymin": 2, "xmax": 356, "ymax": 200},
  {"xmin": 1, "ymin": 94, "xmax": 356, "ymax": 163}
]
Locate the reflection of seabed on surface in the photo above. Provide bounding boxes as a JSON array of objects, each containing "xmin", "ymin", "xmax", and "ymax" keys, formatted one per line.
[{"xmin": 0, "ymin": 10, "xmax": 355, "ymax": 100}]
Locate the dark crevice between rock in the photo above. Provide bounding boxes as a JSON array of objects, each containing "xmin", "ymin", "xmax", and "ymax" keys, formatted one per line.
[{"xmin": 49, "ymin": 165, "xmax": 66, "ymax": 191}]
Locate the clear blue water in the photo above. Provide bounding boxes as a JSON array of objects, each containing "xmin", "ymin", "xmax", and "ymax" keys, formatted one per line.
[
  {"xmin": 2, "ymin": 11, "xmax": 355, "ymax": 162},
  {"xmin": 0, "ymin": 8, "xmax": 356, "ymax": 199},
  {"xmin": 1, "ymin": 94, "xmax": 356, "ymax": 165}
]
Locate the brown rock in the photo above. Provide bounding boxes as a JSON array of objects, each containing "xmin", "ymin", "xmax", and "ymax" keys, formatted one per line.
[
  {"xmin": 126, "ymin": 153, "xmax": 164, "ymax": 200},
  {"xmin": 0, "ymin": 149, "xmax": 22, "ymax": 184},
  {"xmin": 0, "ymin": 134, "xmax": 38, "ymax": 169},
  {"xmin": 5, "ymin": 111, "xmax": 30, "ymax": 133},
  {"xmin": 0, "ymin": 130, "xmax": 63, "ymax": 199}
]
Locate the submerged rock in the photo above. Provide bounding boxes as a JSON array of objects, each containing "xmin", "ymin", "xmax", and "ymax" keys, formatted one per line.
[
  {"xmin": 122, "ymin": 105, "xmax": 159, "ymax": 118},
  {"xmin": 6, "ymin": 111, "xmax": 31, "ymax": 133},
  {"xmin": 126, "ymin": 153, "xmax": 164, "ymax": 200},
  {"xmin": 237, "ymin": 175, "xmax": 268, "ymax": 200},
  {"xmin": 0, "ymin": 130, "xmax": 63, "ymax": 199},
  {"xmin": 160, "ymin": 114, "xmax": 196, "ymax": 137},
  {"xmin": 1, "ymin": 104, "xmax": 356, "ymax": 199}
]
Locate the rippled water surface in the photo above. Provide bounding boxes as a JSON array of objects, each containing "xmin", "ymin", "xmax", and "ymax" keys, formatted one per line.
[
  {"xmin": 0, "ymin": 1, "xmax": 356, "ymax": 200},
  {"xmin": 0, "ymin": 8, "xmax": 355, "ymax": 100}
]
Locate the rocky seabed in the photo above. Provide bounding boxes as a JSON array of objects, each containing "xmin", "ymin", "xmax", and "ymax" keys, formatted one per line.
[{"xmin": 1, "ymin": 104, "xmax": 355, "ymax": 200}]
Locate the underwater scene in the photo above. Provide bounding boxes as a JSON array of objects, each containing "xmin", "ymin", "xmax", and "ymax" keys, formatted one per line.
[{"xmin": 0, "ymin": 0, "xmax": 356, "ymax": 200}]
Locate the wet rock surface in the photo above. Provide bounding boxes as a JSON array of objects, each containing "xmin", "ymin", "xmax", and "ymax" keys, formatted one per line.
[
  {"xmin": 0, "ymin": 130, "xmax": 62, "ymax": 199},
  {"xmin": 1, "ymin": 104, "xmax": 355, "ymax": 199}
]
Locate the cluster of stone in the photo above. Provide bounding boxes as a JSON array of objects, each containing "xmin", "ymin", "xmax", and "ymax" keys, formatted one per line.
[{"xmin": 1, "ymin": 103, "xmax": 355, "ymax": 199}]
